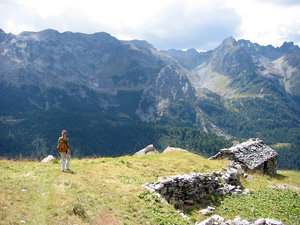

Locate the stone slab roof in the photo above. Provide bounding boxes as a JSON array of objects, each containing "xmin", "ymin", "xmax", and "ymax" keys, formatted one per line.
[{"xmin": 217, "ymin": 138, "xmax": 278, "ymax": 170}]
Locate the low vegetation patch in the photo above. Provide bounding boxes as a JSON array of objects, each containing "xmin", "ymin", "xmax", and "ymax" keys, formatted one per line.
[{"xmin": 216, "ymin": 188, "xmax": 299, "ymax": 224}]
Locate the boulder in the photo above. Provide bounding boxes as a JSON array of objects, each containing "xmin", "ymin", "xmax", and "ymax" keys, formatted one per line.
[
  {"xmin": 134, "ymin": 144, "xmax": 159, "ymax": 156},
  {"xmin": 211, "ymin": 215, "xmax": 226, "ymax": 223},
  {"xmin": 196, "ymin": 217, "xmax": 216, "ymax": 225},
  {"xmin": 200, "ymin": 209, "xmax": 214, "ymax": 216},
  {"xmin": 263, "ymin": 219, "xmax": 284, "ymax": 225},
  {"xmin": 162, "ymin": 146, "xmax": 189, "ymax": 154},
  {"xmin": 255, "ymin": 219, "xmax": 266, "ymax": 225},
  {"xmin": 196, "ymin": 215, "xmax": 226, "ymax": 225},
  {"xmin": 40, "ymin": 155, "xmax": 55, "ymax": 163},
  {"xmin": 222, "ymin": 168, "xmax": 240, "ymax": 186}
]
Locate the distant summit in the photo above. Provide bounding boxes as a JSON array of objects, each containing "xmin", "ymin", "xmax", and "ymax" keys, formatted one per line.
[{"xmin": 220, "ymin": 36, "xmax": 237, "ymax": 48}]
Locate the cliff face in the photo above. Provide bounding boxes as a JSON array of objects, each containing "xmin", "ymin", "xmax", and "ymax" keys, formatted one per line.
[{"xmin": 0, "ymin": 29, "xmax": 193, "ymax": 120}]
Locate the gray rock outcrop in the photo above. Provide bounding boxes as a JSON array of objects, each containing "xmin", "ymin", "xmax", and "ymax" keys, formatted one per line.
[
  {"xmin": 209, "ymin": 138, "xmax": 278, "ymax": 175},
  {"xmin": 196, "ymin": 216, "xmax": 284, "ymax": 225},
  {"xmin": 268, "ymin": 183, "xmax": 300, "ymax": 192},
  {"xmin": 134, "ymin": 144, "xmax": 159, "ymax": 156},
  {"xmin": 162, "ymin": 146, "xmax": 189, "ymax": 154}
]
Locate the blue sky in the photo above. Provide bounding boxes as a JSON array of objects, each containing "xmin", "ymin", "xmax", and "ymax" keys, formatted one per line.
[{"xmin": 1, "ymin": 0, "xmax": 299, "ymax": 51}]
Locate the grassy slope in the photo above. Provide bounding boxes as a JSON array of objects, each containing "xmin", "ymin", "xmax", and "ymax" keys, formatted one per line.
[{"xmin": 0, "ymin": 152, "xmax": 299, "ymax": 225}]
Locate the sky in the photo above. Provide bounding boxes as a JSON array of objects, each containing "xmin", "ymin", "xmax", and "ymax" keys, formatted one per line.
[{"xmin": 0, "ymin": 0, "xmax": 300, "ymax": 51}]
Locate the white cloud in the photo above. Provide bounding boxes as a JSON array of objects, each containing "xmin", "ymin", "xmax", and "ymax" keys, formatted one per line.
[
  {"xmin": 225, "ymin": 0, "xmax": 300, "ymax": 47},
  {"xmin": 139, "ymin": 2, "xmax": 241, "ymax": 50},
  {"xmin": 0, "ymin": 0, "xmax": 299, "ymax": 50}
]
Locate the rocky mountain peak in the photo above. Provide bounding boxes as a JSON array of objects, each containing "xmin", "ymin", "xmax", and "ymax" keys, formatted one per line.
[
  {"xmin": 128, "ymin": 40, "xmax": 156, "ymax": 50},
  {"xmin": 0, "ymin": 28, "xmax": 6, "ymax": 42},
  {"xmin": 280, "ymin": 41, "xmax": 299, "ymax": 53},
  {"xmin": 237, "ymin": 39, "xmax": 262, "ymax": 51},
  {"xmin": 39, "ymin": 28, "xmax": 60, "ymax": 36},
  {"xmin": 16, "ymin": 29, "xmax": 60, "ymax": 42},
  {"xmin": 220, "ymin": 36, "xmax": 237, "ymax": 49},
  {"xmin": 186, "ymin": 48, "xmax": 199, "ymax": 55},
  {"xmin": 91, "ymin": 31, "xmax": 119, "ymax": 44},
  {"xmin": 211, "ymin": 36, "xmax": 240, "ymax": 62},
  {"xmin": 208, "ymin": 36, "xmax": 258, "ymax": 78}
]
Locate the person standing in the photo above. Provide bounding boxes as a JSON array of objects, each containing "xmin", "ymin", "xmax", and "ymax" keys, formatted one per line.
[{"xmin": 57, "ymin": 130, "xmax": 71, "ymax": 172}]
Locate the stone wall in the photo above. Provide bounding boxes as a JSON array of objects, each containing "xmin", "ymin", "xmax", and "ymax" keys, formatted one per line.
[
  {"xmin": 145, "ymin": 164, "xmax": 244, "ymax": 209},
  {"xmin": 254, "ymin": 156, "xmax": 278, "ymax": 175}
]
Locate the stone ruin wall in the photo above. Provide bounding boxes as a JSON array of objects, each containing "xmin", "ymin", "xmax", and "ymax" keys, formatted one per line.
[
  {"xmin": 252, "ymin": 156, "xmax": 278, "ymax": 175},
  {"xmin": 144, "ymin": 138, "xmax": 279, "ymax": 209},
  {"xmin": 145, "ymin": 164, "xmax": 244, "ymax": 209}
]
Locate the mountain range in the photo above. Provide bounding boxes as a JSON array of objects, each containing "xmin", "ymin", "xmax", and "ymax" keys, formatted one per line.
[{"xmin": 1, "ymin": 28, "xmax": 300, "ymax": 168}]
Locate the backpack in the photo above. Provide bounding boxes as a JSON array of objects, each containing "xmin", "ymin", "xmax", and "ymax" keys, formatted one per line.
[{"xmin": 57, "ymin": 141, "xmax": 67, "ymax": 153}]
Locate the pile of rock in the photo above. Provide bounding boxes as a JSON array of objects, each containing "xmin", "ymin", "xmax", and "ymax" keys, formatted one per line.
[
  {"xmin": 196, "ymin": 215, "xmax": 283, "ymax": 225},
  {"xmin": 209, "ymin": 138, "xmax": 278, "ymax": 175},
  {"xmin": 144, "ymin": 165, "xmax": 246, "ymax": 209},
  {"xmin": 222, "ymin": 162, "xmax": 249, "ymax": 185},
  {"xmin": 134, "ymin": 145, "xmax": 190, "ymax": 156},
  {"xmin": 133, "ymin": 144, "xmax": 159, "ymax": 156}
]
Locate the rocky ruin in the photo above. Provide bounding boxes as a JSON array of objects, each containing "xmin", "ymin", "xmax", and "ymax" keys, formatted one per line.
[
  {"xmin": 144, "ymin": 163, "xmax": 244, "ymax": 209},
  {"xmin": 143, "ymin": 139, "xmax": 283, "ymax": 224},
  {"xmin": 195, "ymin": 215, "xmax": 284, "ymax": 225},
  {"xmin": 143, "ymin": 138, "xmax": 278, "ymax": 209},
  {"xmin": 134, "ymin": 144, "xmax": 190, "ymax": 155},
  {"xmin": 209, "ymin": 138, "xmax": 278, "ymax": 175}
]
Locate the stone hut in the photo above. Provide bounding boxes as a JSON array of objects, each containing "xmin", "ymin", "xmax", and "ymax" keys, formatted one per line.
[{"xmin": 209, "ymin": 138, "xmax": 278, "ymax": 175}]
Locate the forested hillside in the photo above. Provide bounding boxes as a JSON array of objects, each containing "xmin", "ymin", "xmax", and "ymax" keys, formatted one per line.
[
  {"xmin": 1, "ymin": 110, "xmax": 299, "ymax": 169},
  {"xmin": 0, "ymin": 111, "xmax": 230, "ymax": 159}
]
